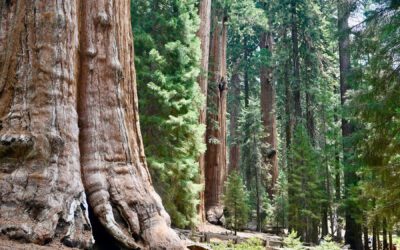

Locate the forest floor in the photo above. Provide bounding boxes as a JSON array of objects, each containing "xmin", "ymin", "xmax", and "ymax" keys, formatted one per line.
[
  {"xmin": 0, "ymin": 237, "xmax": 73, "ymax": 250},
  {"xmin": 178, "ymin": 223, "xmax": 284, "ymax": 249}
]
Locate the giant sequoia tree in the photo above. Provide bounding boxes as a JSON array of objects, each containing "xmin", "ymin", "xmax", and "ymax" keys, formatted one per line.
[
  {"xmin": 0, "ymin": 0, "xmax": 183, "ymax": 249},
  {"xmin": 204, "ymin": 6, "xmax": 228, "ymax": 225}
]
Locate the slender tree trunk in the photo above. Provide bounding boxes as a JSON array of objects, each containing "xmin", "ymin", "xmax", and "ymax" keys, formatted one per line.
[
  {"xmin": 321, "ymin": 101, "xmax": 330, "ymax": 238},
  {"xmin": 260, "ymin": 31, "xmax": 278, "ymax": 199},
  {"xmin": 338, "ymin": 1, "xmax": 363, "ymax": 249},
  {"xmin": 228, "ymin": 65, "xmax": 241, "ymax": 173},
  {"xmin": 334, "ymin": 105, "xmax": 343, "ymax": 241},
  {"xmin": 0, "ymin": 0, "xmax": 183, "ymax": 249},
  {"xmin": 284, "ymin": 58, "xmax": 295, "ymax": 232},
  {"xmin": 373, "ymin": 222, "xmax": 378, "ymax": 250},
  {"xmin": 364, "ymin": 226, "xmax": 370, "ymax": 250},
  {"xmin": 305, "ymin": 92, "xmax": 315, "ymax": 143},
  {"xmin": 204, "ymin": 14, "xmax": 228, "ymax": 225},
  {"xmin": 254, "ymin": 140, "xmax": 261, "ymax": 232},
  {"xmin": 290, "ymin": 0, "xmax": 302, "ymax": 123},
  {"xmin": 383, "ymin": 219, "xmax": 388, "ymax": 250},
  {"xmin": 243, "ymin": 38, "xmax": 249, "ymax": 108},
  {"xmin": 197, "ymin": 0, "xmax": 212, "ymax": 224},
  {"xmin": 378, "ymin": 229, "xmax": 381, "ymax": 250}
]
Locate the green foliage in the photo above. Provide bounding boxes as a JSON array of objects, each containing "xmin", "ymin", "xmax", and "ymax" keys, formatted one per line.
[
  {"xmin": 283, "ymin": 231, "xmax": 305, "ymax": 250},
  {"xmin": 238, "ymin": 98, "xmax": 271, "ymax": 229},
  {"xmin": 210, "ymin": 237, "xmax": 264, "ymax": 250},
  {"xmin": 223, "ymin": 171, "xmax": 250, "ymax": 232},
  {"xmin": 287, "ymin": 125, "xmax": 323, "ymax": 241},
  {"xmin": 131, "ymin": 0, "xmax": 204, "ymax": 227},
  {"xmin": 350, "ymin": 0, "xmax": 400, "ymax": 223},
  {"xmin": 314, "ymin": 236, "xmax": 341, "ymax": 250}
]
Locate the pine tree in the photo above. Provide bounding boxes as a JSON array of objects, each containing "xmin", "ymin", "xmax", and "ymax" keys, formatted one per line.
[
  {"xmin": 287, "ymin": 125, "xmax": 323, "ymax": 243},
  {"xmin": 132, "ymin": 0, "xmax": 205, "ymax": 227},
  {"xmin": 223, "ymin": 171, "xmax": 250, "ymax": 235},
  {"xmin": 351, "ymin": 0, "xmax": 400, "ymax": 230},
  {"xmin": 239, "ymin": 98, "xmax": 270, "ymax": 231}
]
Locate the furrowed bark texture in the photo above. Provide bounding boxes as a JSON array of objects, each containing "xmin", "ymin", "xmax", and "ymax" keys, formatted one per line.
[
  {"xmin": 259, "ymin": 32, "xmax": 278, "ymax": 199},
  {"xmin": 196, "ymin": 0, "xmax": 212, "ymax": 223},
  {"xmin": 0, "ymin": 0, "xmax": 183, "ymax": 249},
  {"xmin": 204, "ymin": 15, "xmax": 227, "ymax": 225},
  {"xmin": 78, "ymin": 0, "xmax": 183, "ymax": 249},
  {"xmin": 0, "ymin": 1, "xmax": 92, "ymax": 248}
]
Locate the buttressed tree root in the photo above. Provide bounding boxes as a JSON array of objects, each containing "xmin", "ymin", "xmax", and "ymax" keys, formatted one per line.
[{"xmin": 0, "ymin": 0, "xmax": 184, "ymax": 249}]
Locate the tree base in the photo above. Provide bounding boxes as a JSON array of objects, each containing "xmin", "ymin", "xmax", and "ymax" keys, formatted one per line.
[{"xmin": 206, "ymin": 206, "xmax": 224, "ymax": 226}]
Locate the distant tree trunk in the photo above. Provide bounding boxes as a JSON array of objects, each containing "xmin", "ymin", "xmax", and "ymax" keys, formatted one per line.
[
  {"xmin": 228, "ymin": 65, "xmax": 241, "ymax": 173},
  {"xmin": 305, "ymin": 92, "xmax": 315, "ymax": 143},
  {"xmin": 243, "ymin": 38, "xmax": 250, "ymax": 108},
  {"xmin": 364, "ymin": 226, "xmax": 370, "ymax": 250},
  {"xmin": 373, "ymin": 223, "xmax": 378, "ymax": 250},
  {"xmin": 290, "ymin": 0, "xmax": 302, "ymax": 123},
  {"xmin": 204, "ymin": 14, "xmax": 228, "ymax": 225},
  {"xmin": 338, "ymin": 1, "xmax": 363, "ymax": 249},
  {"xmin": 383, "ymin": 219, "xmax": 388, "ymax": 250},
  {"xmin": 321, "ymin": 100, "xmax": 330, "ymax": 238},
  {"xmin": 197, "ymin": 0, "xmax": 212, "ymax": 223},
  {"xmin": 284, "ymin": 58, "xmax": 295, "ymax": 232},
  {"xmin": 254, "ymin": 139, "xmax": 262, "ymax": 232},
  {"xmin": 0, "ymin": 0, "xmax": 183, "ymax": 249},
  {"xmin": 334, "ymin": 98, "xmax": 343, "ymax": 241},
  {"xmin": 259, "ymin": 31, "xmax": 278, "ymax": 199}
]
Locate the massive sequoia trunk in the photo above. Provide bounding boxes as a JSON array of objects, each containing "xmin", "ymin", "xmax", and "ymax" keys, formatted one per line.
[
  {"xmin": 197, "ymin": 0, "xmax": 212, "ymax": 223},
  {"xmin": 0, "ymin": 0, "xmax": 183, "ymax": 249},
  {"xmin": 204, "ymin": 14, "xmax": 228, "ymax": 225},
  {"xmin": 259, "ymin": 31, "xmax": 278, "ymax": 199}
]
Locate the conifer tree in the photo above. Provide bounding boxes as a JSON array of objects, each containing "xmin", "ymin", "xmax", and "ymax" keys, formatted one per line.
[
  {"xmin": 131, "ymin": 0, "xmax": 205, "ymax": 227},
  {"xmin": 223, "ymin": 171, "xmax": 250, "ymax": 235}
]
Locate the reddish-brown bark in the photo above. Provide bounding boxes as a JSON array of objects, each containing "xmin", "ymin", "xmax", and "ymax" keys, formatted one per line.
[
  {"xmin": 0, "ymin": 0, "xmax": 183, "ymax": 249},
  {"xmin": 228, "ymin": 69, "xmax": 241, "ymax": 173},
  {"xmin": 197, "ymin": 0, "xmax": 212, "ymax": 223},
  {"xmin": 204, "ymin": 15, "xmax": 228, "ymax": 225},
  {"xmin": 259, "ymin": 32, "xmax": 278, "ymax": 198}
]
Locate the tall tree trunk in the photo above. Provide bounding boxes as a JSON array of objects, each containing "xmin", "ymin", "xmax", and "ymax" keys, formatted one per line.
[
  {"xmin": 334, "ymin": 102, "xmax": 343, "ymax": 241},
  {"xmin": 364, "ymin": 226, "xmax": 370, "ymax": 250},
  {"xmin": 243, "ymin": 38, "xmax": 249, "ymax": 108},
  {"xmin": 322, "ymin": 102, "xmax": 331, "ymax": 238},
  {"xmin": 197, "ymin": 0, "xmax": 212, "ymax": 224},
  {"xmin": 290, "ymin": 0, "xmax": 302, "ymax": 123},
  {"xmin": 383, "ymin": 219, "xmax": 388, "ymax": 250},
  {"xmin": 305, "ymin": 92, "xmax": 315, "ymax": 143},
  {"xmin": 338, "ymin": 1, "xmax": 363, "ymax": 249},
  {"xmin": 0, "ymin": 0, "xmax": 183, "ymax": 249},
  {"xmin": 0, "ymin": 1, "xmax": 92, "ymax": 247},
  {"xmin": 373, "ymin": 222, "xmax": 378, "ymax": 250},
  {"xmin": 204, "ymin": 14, "xmax": 228, "ymax": 225},
  {"xmin": 259, "ymin": 31, "xmax": 278, "ymax": 199},
  {"xmin": 228, "ymin": 66, "xmax": 241, "ymax": 173}
]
